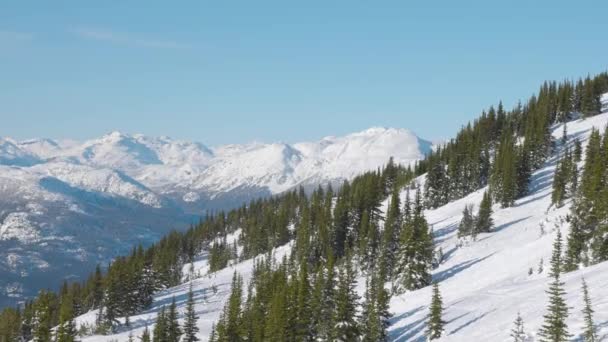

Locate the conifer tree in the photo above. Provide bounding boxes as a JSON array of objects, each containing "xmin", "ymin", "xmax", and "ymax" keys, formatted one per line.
[
  {"xmin": 183, "ymin": 283, "xmax": 200, "ymax": 342},
  {"xmin": 152, "ymin": 306, "xmax": 168, "ymax": 342},
  {"xmin": 167, "ymin": 297, "xmax": 182, "ymax": 342},
  {"xmin": 382, "ymin": 188, "xmax": 402, "ymax": 276},
  {"xmin": 491, "ymin": 127, "xmax": 518, "ymax": 207},
  {"xmin": 475, "ymin": 191, "xmax": 494, "ymax": 234},
  {"xmin": 331, "ymin": 255, "xmax": 360, "ymax": 341},
  {"xmin": 396, "ymin": 189, "xmax": 434, "ymax": 291},
  {"xmin": 32, "ymin": 291, "xmax": 53, "ymax": 342},
  {"xmin": 140, "ymin": 326, "xmax": 151, "ymax": 342},
  {"xmin": 56, "ymin": 293, "xmax": 77, "ymax": 342},
  {"xmin": 427, "ymin": 283, "xmax": 444, "ymax": 340},
  {"xmin": 538, "ymin": 230, "xmax": 570, "ymax": 341},
  {"xmin": 458, "ymin": 204, "xmax": 475, "ymax": 238},
  {"xmin": 581, "ymin": 278, "xmax": 598, "ymax": 342},
  {"xmin": 510, "ymin": 312, "xmax": 526, "ymax": 342}
]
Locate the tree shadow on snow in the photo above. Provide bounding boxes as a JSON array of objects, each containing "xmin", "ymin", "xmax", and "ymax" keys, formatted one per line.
[
  {"xmin": 434, "ymin": 222, "xmax": 458, "ymax": 244},
  {"xmin": 432, "ymin": 252, "xmax": 496, "ymax": 283},
  {"xmin": 492, "ymin": 216, "xmax": 532, "ymax": 233},
  {"xmin": 448, "ymin": 309, "xmax": 495, "ymax": 335},
  {"xmin": 389, "ymin": 307, "xmax": 427, "ymax": 342}
]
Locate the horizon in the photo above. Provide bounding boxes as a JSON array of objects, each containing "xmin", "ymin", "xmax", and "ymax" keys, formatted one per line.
[{"xmin": 2, "ymin": 1, "xmax": 608, "ymax": 145}]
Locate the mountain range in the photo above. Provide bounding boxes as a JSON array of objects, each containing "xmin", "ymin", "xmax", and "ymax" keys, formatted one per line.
[{"xmin": 0, "ymin": 127, "xmax": 431, "ymax": 307}]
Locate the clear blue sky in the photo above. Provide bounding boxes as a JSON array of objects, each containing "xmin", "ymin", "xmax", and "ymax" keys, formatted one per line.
[{"xmin": 2, "ymin": 1, "xmax": 607, "ymax": 145}]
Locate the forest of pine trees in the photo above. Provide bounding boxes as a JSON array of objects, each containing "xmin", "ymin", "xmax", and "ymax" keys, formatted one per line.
[{"xmin": 0, "ymin": 72, "xmax": 607, "ymax": 341}]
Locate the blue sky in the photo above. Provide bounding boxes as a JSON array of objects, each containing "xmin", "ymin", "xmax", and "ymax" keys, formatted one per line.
[{"xmin": 1, "ymin": 1, "xmax": 607, "ymax": 145}]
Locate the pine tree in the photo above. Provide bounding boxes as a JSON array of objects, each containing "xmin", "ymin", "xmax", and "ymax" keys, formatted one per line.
[
  {"xmin": 396, "ymin": 189, "xmax": 434, "ymax": 292},
  {"xmin": 183, "ymin": 283, "xmax": 200, "ymax": 342},
  {"xmin": 56, "ymin": 293, "xmax": 77, "ymax": 342},
  {"xmin": 167, "ymin": 297, "xmax": 182, "ymax": 342},
  {"xmin": 458, "ymin": 204, "xmax": 475, "ymax": 238},
  {"xmin": 382, "ymin": 188, "xmax": 402, "ymax": 277},
  {"xmin": 475, "ymin": 191, "xmax": 494, "ymax": 234},
  {"xmin": 331, "ymin": 255, "xmax": 360, "ymax": 341},
  {"xmin": 538, "ymin": 230, "xmax": 570, "ymax": 341},
  {"xmin": 152, "ymin": 306, "xmax": 168, "ymax": 342},
  {"xmin": 140, "ymin": 326, "xmax": 151, "ymax": 342},
  {"xmin": 32, "ymin": 291, "xmax": 53, "ymax": 342},
  {"xmin": 510, "ymin": 312, "xmax": 527, "ymax": 342},
  {"xmin": 581, "ymin": 278, "xmax": 598, "ymax": 342},
  {"xmin": 427, "ymin": 283, "xmax": 444, "ymax": 340}
]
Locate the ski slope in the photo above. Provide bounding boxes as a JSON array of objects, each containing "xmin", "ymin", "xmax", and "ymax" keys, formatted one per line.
[{"xmin": 73, "ymin": 112, "xmax": 608, "ymax": 342}]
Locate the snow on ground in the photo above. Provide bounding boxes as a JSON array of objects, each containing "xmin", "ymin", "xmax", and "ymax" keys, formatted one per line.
[
  {"xmin": 388, "ymin": 112, "xmax": 608, "ymax": 341},
  {"xmin": 77, "ymin": 242, "xmax": 293, "ymax": 342},
  {"xmin": 73, "ymin": 112, "xmax": 608, "ymax": 341}
]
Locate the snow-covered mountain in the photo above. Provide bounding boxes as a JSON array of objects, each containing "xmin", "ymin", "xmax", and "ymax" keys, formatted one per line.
[
  {"xmin": 72, "ymin": 112, "xmax": 608, "ymax": 342},
  {"xmin": 0, "ymin": 127, "xmax": 430, "ymax": 307}
]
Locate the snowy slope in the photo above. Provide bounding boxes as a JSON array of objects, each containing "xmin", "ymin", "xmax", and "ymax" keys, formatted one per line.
[
  {"xmin": 388, "ymin": 112, "xmax": 608, "ymax": 341},
  {"xmin": 76, "ymin": 112, "xmax": 608, "ymax": 341},
  {"xmin": 0, "ymin": 127, "xmax": 429, "ymax": 308}
]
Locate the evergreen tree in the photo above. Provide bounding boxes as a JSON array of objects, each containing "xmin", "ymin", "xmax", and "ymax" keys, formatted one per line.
[
  {"xmin": 538, "ymin": 230, "xmax": 570, "ymax": 341},
  {"xmin": 152, "ymin": 306, "xmax": 168, "ymax": 342},
  {"xmin": 491, "ymin": 127, "xmax": 518, "ymax": 207},
  {"xmin": 458, "ymin": 204, "xmax": 475, "ymax": 238},
  {"xmin": 56, "ymin": 293, "xmax": 77, "ymax": 342},
  {"xmin": 475, "ymin": 191, "xmax": 494, "ymax": 234},
  {"xmin": 427, "ymin": 283, "xmax": 445, "ymax": 340},
  {"xmin": 396, "ymin": 189, "xmax": 434, "ymax": 292},
  {"xmin": 331, "ymin": 255, "xmax": 360, "ymax": 341},
  {"xmin": 382, "ymin": 188, "xmax": 402, "ymax": 277},
  {"xmin": 510, "ymin": 312, "xmax": 527, "ymax": 342},
  {"xmin": 167, "ymin": 297, "xmax": 182, "ymax": 342},
  {"xmin": 183, "ymin": 283, "xmax": 200, "ymax": 342},
  {"xmin": 140, "ymin": 326, "xmax": 151, "ymax": 342},
  {"xmin": 581, "ymin": 278, "xmax": 598, "ymax": 342},
  {"xmin": 32, "ymin": 291, "xmax": 54, "ymax": 342}
]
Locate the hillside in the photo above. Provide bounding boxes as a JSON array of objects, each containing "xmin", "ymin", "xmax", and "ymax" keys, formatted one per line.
[
  {"xmin": 0, "ymin": 127, "xmax": 429, "ymax": 307},
  {"xmin": 71, "ymin": 112, "xmax": 608, "ymax": 341}
]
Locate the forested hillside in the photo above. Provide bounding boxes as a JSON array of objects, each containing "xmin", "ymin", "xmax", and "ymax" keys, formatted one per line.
[{"xmin": 1, "ymin": 72, "xmax": 608, "ymax": 341}]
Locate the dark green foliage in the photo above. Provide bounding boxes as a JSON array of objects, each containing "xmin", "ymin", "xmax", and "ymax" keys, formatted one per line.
[
  {"xmin": 510, "ymin": 312, "xmax": 526, "ymax": 342},
  {"xmin": 152, "ymin": 306, "xmax": 168, "ymax": 342},
  {"xmin": 427, "ymin": 283, "xmax": 444, "ymax": 340},
  {"xmin": 475, "ymin": 191, "xmax": 494, "ymax": 234},
  {"xmin": 183, "ymin": 283, "xmax": 200, "ymax": 342},
  {"xmin": 0, "ymin": 307, "xmax": 21, "ymax": 342},
  {"xmin": 581, "ymin": 278, "xmax": 598, "ymax": 342},
  {"xmin": 396, "ymin": 189, "xmax": 434, "ymax": 292},
  {"xmin": 458, "ymin": 204, "xmax": 475, "ymax": 238},
  {"xmin": 331, "ymin": 255, "xmax": 360, "ymax": 341},
  {"xmin": 56, "ymin": 293, "xmax": 77, "ymax": 342},
  {"xmin": 140, "ymin": 326, "xmax": 151, "ymax": 342},
  {"xmin": 565, "ymin": 126, "xmax": 608, "ymax": 270},
  {"xmin": 538, "ymin": 230, "xmax": 570, "ymax": 342},
  {"xmin": 491, "ymin": 126, "xmax": 519, "ymax": 207},
  {"xmin": 167, "ymin": 297, "xmax": 182, "ymax": 342}
]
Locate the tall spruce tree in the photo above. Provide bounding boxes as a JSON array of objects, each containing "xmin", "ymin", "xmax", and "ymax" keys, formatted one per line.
[
  {"xmin": 167, "ymin": 297, "xmax": 182, "ymax": 342},
  {"xmin": 396, "ymin": 189, "xmax": 434, "ymax": 292},
  {"xmin": 56, "ymin": 293, "xmax": 77, "ymax": 342},
  {"xmin": 458, "ymin": 204, "xmax": 475, "ymax": 238},
  {"xmin": 140, "ymin": 326, "xmax": 151, "ymax": 342},
  {"xmin": 510, "ymin": 312, "xmax": 527, "ymax": 342},
  {"xmin": 183, "ymin": 283, "xmax": 200, "ymax": 342},
  {"xmin": 152, "ymin": 306, "xmax": 168, "ymax": 342},
  {"xmin": 538, "ymin": 230, "xmax": 570, "ymax": 341},
  {"xmin": 427, "ymin": 283, "xmax": 445, "ymax": 340},
  {"xmin": 475, "ymin": 191, "xmax": 494, "ymax": 234},
  {"xmin": 331, "ymin": 255, "xmax": 360, "ymax": 341},
  {"xmin": 581, "ymin": 278, "xmax": 598, "ymax": 342}
]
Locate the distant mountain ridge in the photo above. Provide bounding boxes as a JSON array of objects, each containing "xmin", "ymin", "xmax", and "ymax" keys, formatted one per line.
[{"xmin": 0, "ymin": 127, "xmax": 431, "ymax": 307}]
